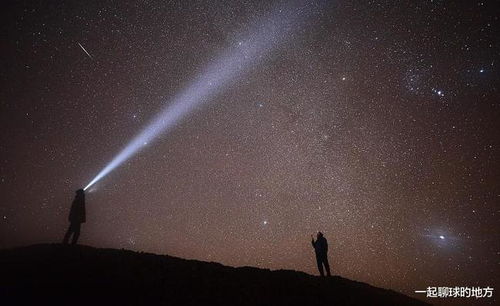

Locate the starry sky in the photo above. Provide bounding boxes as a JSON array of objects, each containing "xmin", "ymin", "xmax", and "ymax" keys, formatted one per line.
[{"xmin": 1, "ymin": 0, "xmax": 499, "ymax": 303}]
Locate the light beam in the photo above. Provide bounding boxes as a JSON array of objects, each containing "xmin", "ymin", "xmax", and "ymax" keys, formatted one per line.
[{"xmin": 84, "ymin": 1, "xmax": 322, "ymax": 191}]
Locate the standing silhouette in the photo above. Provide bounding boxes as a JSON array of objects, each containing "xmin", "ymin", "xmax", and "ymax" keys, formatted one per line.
[
  {"xmin": 311, "ymin": 232, "xmax": 331, "ymax": 277},
  {"xmin": 62, "ymin": 189, "xmax": 86, "ymax": 245}
]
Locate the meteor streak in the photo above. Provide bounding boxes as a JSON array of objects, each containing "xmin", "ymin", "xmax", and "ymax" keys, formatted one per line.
[
  {"xmin": 84, "ymin": 1, "xmax": 322, "ymax": 191},
  {"xmin": 78, "ymin": 42, "xmax": 93, "ymax": 59}
]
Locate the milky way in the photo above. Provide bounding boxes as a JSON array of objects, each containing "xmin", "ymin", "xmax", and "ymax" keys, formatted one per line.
[{"xmin": 1, "ymin": 0, "xmax": 498, "ymax": 302}]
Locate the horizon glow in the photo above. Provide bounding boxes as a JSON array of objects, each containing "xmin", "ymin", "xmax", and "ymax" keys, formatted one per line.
[{"xmin": 84, "ymin": 1, "xmax": 320, "ymax": 191}]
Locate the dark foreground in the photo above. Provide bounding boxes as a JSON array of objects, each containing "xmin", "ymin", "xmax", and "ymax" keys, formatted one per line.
[{"xmin": 0, "ymin": 244, "xmax": 428, "ymax": 306}]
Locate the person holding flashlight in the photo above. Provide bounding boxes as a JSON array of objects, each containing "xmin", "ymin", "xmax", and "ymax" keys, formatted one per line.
[{"xmin": 62, "ymin": 189, "xmax": 86, "ymax": 245}]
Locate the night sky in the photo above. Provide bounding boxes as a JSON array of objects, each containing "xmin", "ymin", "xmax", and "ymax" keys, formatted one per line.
[{"xmin": 1, "ymin": 0, "xmax": 499, "ymax": 302}]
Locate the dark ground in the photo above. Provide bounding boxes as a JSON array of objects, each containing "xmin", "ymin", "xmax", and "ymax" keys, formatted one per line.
[{"xmin": 0, "ymin": 244, "xmax": 429, "ymax": 306}]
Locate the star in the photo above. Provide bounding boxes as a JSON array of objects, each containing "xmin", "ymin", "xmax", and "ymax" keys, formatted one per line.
[{"xmin": 432, "ymin": 88, "xmax": 445, "ymax": 97}]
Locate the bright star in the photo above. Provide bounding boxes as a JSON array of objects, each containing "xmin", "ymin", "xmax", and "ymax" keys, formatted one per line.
[
  {"xmin": 439, "ymin": 235, "xmax": 445, "ymax": 240},
  {"xmin": 432, "ymin": 88, "xmax": 445, "ymax": 97}
]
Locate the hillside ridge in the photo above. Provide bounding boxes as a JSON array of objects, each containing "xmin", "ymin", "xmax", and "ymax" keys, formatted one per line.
[{"xmin": 0, "ymin": 244, "xmax": 429, "ymax": 306}]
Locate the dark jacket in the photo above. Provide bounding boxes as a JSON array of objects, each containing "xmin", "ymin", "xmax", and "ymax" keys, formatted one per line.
[
  {"xmin": 312, "ymin": 236, "xmax": 328, "ymax": 257},
  {"xmin": 69, "ymin": 193, "xmax": 86, "ymax": 223}
]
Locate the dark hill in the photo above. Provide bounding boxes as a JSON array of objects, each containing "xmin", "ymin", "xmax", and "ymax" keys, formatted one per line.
[{"xmin": 0, "ymin": 244, "xmax": 428, "ymax": 306}]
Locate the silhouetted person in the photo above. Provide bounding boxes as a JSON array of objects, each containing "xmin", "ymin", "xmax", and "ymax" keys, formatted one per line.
[
  {"xmin": 62, "ymin": 189, "xmax": 86, "ymax": 245},
  {"xmin": 311, "ymin": 232, "xmax": 331, "ymax": 277}
]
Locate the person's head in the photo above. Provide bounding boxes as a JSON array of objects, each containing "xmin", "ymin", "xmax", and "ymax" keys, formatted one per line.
[
  {"xmin": 76, "ymin": 189, "xmax": 84, "ymax": 195},
  {"xmin": 317, "ymin": 232, "xmax": 323, "ymax": 239}
]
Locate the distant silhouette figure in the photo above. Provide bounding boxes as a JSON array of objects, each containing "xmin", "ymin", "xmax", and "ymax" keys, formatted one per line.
[
  {"xmin": 62, "ymin": 189, "xmax": 86, "ymax": 245},
  {"xmin": 311, "ymin": 232, "xmax": 331, "ymax": 277}
]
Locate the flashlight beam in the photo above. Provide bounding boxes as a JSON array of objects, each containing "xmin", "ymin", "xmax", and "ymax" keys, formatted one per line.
[{"xmin": 84, "ymin": 1, "xmax": 321, "ymax": 191}]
